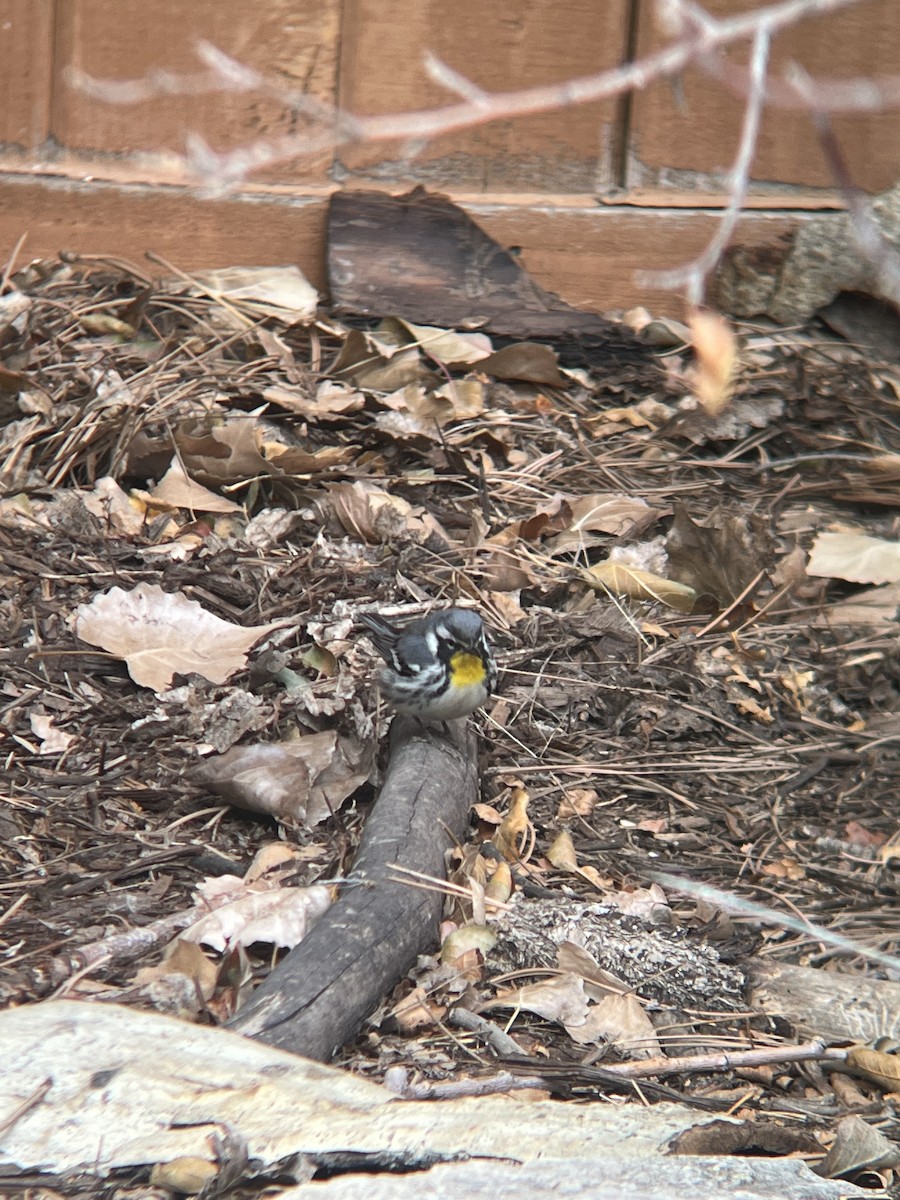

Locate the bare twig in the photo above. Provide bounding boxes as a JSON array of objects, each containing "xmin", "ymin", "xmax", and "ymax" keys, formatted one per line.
[
  {"xmin": 66, "ymin": 0, "xmax": 891, "ymax": 302},
  {"xmin": 639, "ymin": 23, "xmax": 772, "ymax": 301}
]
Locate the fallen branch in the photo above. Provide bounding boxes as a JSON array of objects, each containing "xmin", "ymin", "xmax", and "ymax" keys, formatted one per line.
[{"xmin": 228, "ymin": 717, "xmax": 478, "ymax": 1059}]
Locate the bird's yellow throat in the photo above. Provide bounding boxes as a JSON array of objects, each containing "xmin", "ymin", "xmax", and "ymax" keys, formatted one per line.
[{"xmin": 449, "ymin": 651, "xmax": 486, "ymax": 688}]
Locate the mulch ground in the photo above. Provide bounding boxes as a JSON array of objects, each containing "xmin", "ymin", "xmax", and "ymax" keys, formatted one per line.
[{"xmin": 1, "ymin": 255, "xmax": 898, "ymax": 1193}]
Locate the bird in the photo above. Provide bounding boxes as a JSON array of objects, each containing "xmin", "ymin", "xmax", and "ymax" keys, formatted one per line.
[{"xmin": 359, "ymin": 606, "xmax": 497, "ymax": 722}]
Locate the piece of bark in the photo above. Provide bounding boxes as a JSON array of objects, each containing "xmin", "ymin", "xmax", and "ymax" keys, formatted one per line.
[
  {"xmin": 490, "ymin": 894, "xmax": 746, "ymax": 1012},
  {"xmin": 228, "ymin": 718, "xmax": 477, "ymax": 1059},
  {"xmin": 328, "ymin": 187, "xmax": 647, "ymax": 354},
  {"xmin": 712, "ymin": 180, "xmax": 900, "ymax": 323},
  {"xmin": 747, "ymin": 958, "xmax": 900, "ymax": 1044}
]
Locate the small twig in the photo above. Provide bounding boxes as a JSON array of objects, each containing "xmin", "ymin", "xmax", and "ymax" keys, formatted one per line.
[
  {"xmin": 0, "ymin": 232, "xmax": 28, "ymax": 294},
  {"xmin": 580, "ymin": 1037, "xmax": 843, "ymax": 1081},
  {"xmin": 0, "ymin": 1077, "xmax": 53, "ymax": 1137},
  {"xmin": 449, "ymin": 1007, "xmax": 524, "ymax": 1056},
  {"xmin": 69, "ymin": 0, "xmax": 862, "ymax": 190}
]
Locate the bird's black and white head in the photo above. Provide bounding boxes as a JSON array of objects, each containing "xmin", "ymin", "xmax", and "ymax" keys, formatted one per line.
[{"xmin": 423, "ymin": 607, "xmax": 489, "ymax": 663}]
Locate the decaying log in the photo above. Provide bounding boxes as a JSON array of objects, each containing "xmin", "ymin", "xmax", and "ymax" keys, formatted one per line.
[
  {"xmin": 228, "ymin": 717, "xmax": 477, "ymax": 1058},
  {"xmin": 0, "ymin": 1001, "xmax": 871, "ymax": 1200},
  {"xmin": 747, "ymin": 957, "xmax": 900, "ymax": 1044}
]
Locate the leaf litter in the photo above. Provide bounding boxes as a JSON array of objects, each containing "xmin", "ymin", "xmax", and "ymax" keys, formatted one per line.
[{"xmin": 0, "ymin": 255, "xmax": 899, "ymax": 1178}]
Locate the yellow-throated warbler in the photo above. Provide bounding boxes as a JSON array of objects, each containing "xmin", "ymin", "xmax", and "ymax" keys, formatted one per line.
[{"xmin": 360, "ymin": 607, "xmax": 497, "ymax": 722}]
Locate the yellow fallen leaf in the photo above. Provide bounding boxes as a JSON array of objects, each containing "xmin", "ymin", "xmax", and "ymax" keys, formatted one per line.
[
  {"xmin": 584, "ymin": 561, "xmax": 697, "ymax": 612},
  {"xmin": 689, "ymin": 309, "xmax": 737, "ymax": 416},
  {"xmin": 493, "ymin": 786, "xmax": 532, "ymax": 862},
  {"xmin": 547, "ymin": 829, "xmax": 579, "ymax": 871}
]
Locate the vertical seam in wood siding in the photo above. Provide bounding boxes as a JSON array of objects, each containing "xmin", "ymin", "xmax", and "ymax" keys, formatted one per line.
[
  {"xmin": 47, "ymin": 0, "xmax": 66, "ymax": 147},
  {"xmin": 331, "ymin": 0, "xmax": 350, "ymax": 183},
  {"xmin": 614, "ymin": 0, "xmax": 641, "ymax": 190}
]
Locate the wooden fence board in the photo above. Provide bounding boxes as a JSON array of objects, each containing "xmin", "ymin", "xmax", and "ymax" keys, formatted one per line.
[
  {"xmin": 629, "ymin": 0, "xmax": 900, "ymax": 193},
  {"xmin": 51, "ymin": 0, "xmax": 342, "ymax": 181},
  {"xmin": 0, "ymin": 0, "xmax": 53, "ymax": 150},
  {"xmin": 337, "ymin": 0, "xmax": 631, "ymax": 192}
]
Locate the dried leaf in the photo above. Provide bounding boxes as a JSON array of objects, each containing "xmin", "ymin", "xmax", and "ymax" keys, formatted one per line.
[
  {"xmin": 556, "ymin": 943, "xmax": 629, "ymax": 997},
  {"xmin": 80, "ymin": 313, "xmax": 136, "ymax": 338},
  {"xmin": 81, "ymin": 476, "xmax": 149, "ymax": 536},
  {"xmin": 566, "ymin": 991, "xmax": 662, "ymax": 1054},
  {"xmin": 196, "ymin": 732, "xmax": 372, "ymax": 826},
  {"xmin": 487, "ymin": 973, "xmax": 590, "ymax": 1028},
  {"xmin": 484, "ymin": 862, "xmax": 513, "ymax": 906},
  {"xmin": 328, "ymin": 480, "xmax": 449, "ymax": 546},
  {"xmin": 815, "ymin": 582, "xmax": 900, "ymax": 628},
  {"xmin": 441, "ymin": 924, "xmax": 497, "ymax": 964},
  {"xmin": 556, "ymin": 789, "xmax": 598, "ymax": 819},
  {"xmin": 394, "ymin": 319, "xmax": 492, "ymax": 366},
  {"xmin": 391, "ymin": 986, "xmax": 446, "ymax": 1031},
  {"xmin": 546, "ymin": 829, "xmax": 579, "ymax": 872},
  {"xmin": 818, "ymin": 1112, "xmax": 900, "ymax": 1178},
  {"xmin": 688, "ymin": 309, "xmax": 737, "ymax": 416},
  {"xmin": 149, "ymin": 458, "xmax": 242, "ymax": 514},
  {"xmin": 29, "ymin": 713, "xmax": 74, "ymax": 755},
  {"xmin": 846, "ymin": 1046, "xmax": 900, "ymax": 1093},
  {"xmin": 263, "ymin": 381, "xmax": 365, "ymax": 419},
  {"xmin": 808, "ymin": 531, "xmax": 900, "ymax": 585},
  {"xmin": 589, "ymin": 398, "xmax": 674, "ymax": 430},
  {"xmin": 73, "ymin": 583, "xmax": 283, "ymax": 692},
  {"xmin": 332, "ymin": 328, "xmax": 430, "ymax": 390},
  {"xmin": 134, "ymin": 938, "xmax": 218, "ymax": 1003},
  {"xmin": 189, "ymin": 265, "xmax": 317, "ymax": 322},
  {"xmin": 182, "ymin": 883, "xmax": 331, "ymax": 952},
  {"xmin": 584, "ymin": 561, "xmax": 697, "ymax": 612},
  {"xmin": 667, "ymin": 504, "xmax": 769, "ymax": 607},
  {"xmin": 477, "ymin": 342, "xmax": 564, "ymax": 386},
  {"xmin": 150, "ymin": 1158, "xmax": 218, "ymax": 1193},
  {"xmin": 546, "ymin": 493, "xmax": 660, "ymax": 553},
  {"xmin": 493, "ymin": 786, "xmax": 532, "ymax": 862}
]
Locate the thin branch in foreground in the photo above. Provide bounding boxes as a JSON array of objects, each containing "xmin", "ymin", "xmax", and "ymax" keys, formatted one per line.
[
  {"xmin": 64, "ymin": 0, "xmax": 887, "ymax": 301},
  {"xmin": 69, "ymin": 0, "xmax": 863, "ymax": 188},
  {"xmin": 654, "ymin": 872, "xmax": 900, "ymax": 974},
  {"xmin": 789, "ymin": 62, "xmax": 900, "ymax": 306},
  {"xmin": 638, "ymin": 21, "xmax": 772, "ymax": 302}
]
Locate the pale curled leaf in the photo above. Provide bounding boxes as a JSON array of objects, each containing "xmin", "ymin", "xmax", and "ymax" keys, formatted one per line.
[
  {"xmin": 566, "ymin": 991, "xmax": 662, "ymax": 1054},
  {"xmin": 584, "ymin": 561, "xmax": 697, "ymax": 612},
  {"xmin": 807, "ymin": 531, "xmax": 900, "ymax": 585},
  {"xmin": 196, "ymin": 732, "xmax": 372, "ymax": 826},
  {"xmin": 149, "ymin": 457, "xmax": 242, "ymax": 514},
  {"xmin": 328, "ymin": 480, "xmax": 449, "ymax": 546},
  {"xmin": 29, "ymin": 713, "xmax": 75, "ymax": 755},
  {"xmin": 81, "ymin": 476, "xmax": 149, "ymax": 535},
  {"xmin": 182, "ymin": 883, "xmax": 332, "ymax": 952},
  {"xmin": 814, "ymin": 583, "xmax": 900, "ymax": 628},
  {"xmin": 189, "ymin": 265, "xmax": 317, "ymax": 322},
  {"xmin": 394, "ymin": 318, "xmax": 492, "ymax": 365},
  {"xmin": 486, "ymin": 973, "xmax": 591, "ymax": 1028},
  {"xmin": 546, "ymin": 828, "xmax": 579, "ymax": 872},
  {"xmin": 688, "ymin": 309, "xmax": 737, "ymax": 416},
  {"xmin": 73, "ymin": 583, "xmax": 283, "ymax": 692}
]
